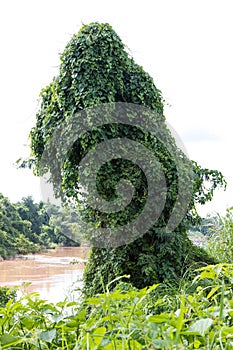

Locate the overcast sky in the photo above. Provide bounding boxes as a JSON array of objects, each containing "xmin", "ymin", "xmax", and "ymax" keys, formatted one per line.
[{"xmin": 0, "ymin": 0, "xmax": 232, "ymax": 217}]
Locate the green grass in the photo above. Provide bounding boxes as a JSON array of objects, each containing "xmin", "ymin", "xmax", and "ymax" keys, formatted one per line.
[{"xmin": 204, "ymin": 208, "xmax": 233, "ymax": 264}]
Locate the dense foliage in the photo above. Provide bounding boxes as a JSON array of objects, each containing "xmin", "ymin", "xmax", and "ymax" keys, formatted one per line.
[
  {"xmin": 26, "ymin": 22, "xmax": 225, "ymax": 295},
  {"xmin": 0, "ymin": 193, "xmax": 81, "ymax": 258},
  {"xmin": 1, "ymin": 264, "xmax": 233, "ymax": 349},
  {"xmin": 0, "ymin": 286, "xmax": 16, "ymax": 308},
  {"xmin": 0, "ymin": 193, "xmax": 39, "ymax": 258}
]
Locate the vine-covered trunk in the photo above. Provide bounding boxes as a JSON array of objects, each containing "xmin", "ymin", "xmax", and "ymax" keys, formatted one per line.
[
  {"xmin": 83, "ymin": 225, "xmax": 216, "ymax": 297},
  {"xmin": 25, "ymin": 22, "xmax": 225, "ymax": 299}
]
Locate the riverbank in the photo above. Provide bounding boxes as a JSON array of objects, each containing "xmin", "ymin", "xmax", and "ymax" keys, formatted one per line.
[
  {"xmin": 0, "ymin": 244, "xmax": 89, "ymax": 261},
  {"xmin": 0, "ymin": 244, "xmax": 51, "ymax": 261}
]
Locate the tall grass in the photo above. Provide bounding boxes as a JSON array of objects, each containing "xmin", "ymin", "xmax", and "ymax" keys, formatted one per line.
[{"xmin": 205, "ymin": 207, "xmax": 233, "ymax": 263}]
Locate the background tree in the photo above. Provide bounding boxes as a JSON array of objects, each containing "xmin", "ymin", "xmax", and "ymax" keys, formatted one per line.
[
  {"xmin": 16, "ymin": 196, "xmax": 45, "ymax": 244},
  {"xmin": 0, "ymin": 193, "xmax": 40, "ymax": 257},
  {"xmin": 0, "ymin": 193, "xmax": 81, "ymax": 258},
  {"xmin": 26, "ymin": 22, "xmax": 225, "ymax": 296},
  {"xmin": 16, "ymin": 197, "xmax": 82, "ymax": 247}
]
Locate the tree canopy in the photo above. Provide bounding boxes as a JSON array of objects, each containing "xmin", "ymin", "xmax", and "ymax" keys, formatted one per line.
[{"xmin": 0, "ymin": 194, "xmax": 81, "ymax": 258}]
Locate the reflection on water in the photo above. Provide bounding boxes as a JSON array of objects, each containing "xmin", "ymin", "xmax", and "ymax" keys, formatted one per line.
[{"xmin": 0, "ymin": 247, "xmax": 89, "ymax": 302}]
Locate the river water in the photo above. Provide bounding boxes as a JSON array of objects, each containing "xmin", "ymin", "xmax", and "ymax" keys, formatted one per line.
[{"xmin": 0, "ymin": 247, "xmax": 89, "ymax": 303}]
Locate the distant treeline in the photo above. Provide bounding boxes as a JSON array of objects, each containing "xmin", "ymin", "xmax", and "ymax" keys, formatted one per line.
[{"xmin": 0, "ymin": 193, "xmax": 83, "ymax": 259}]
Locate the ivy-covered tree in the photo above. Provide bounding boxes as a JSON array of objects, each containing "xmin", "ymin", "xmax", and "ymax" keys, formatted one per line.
[{"xmin": 25, "ymin": 23, "xmax": 226, "ymax": 296}]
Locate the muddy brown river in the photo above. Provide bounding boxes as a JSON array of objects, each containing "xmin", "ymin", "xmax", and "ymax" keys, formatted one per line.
[{"xmin": 0, "ymin": 247, "xmax": 89, "ymax": 302}]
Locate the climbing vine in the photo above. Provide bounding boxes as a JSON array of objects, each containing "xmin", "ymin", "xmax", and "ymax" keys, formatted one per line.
[{"xmin": 26, "ymin": 23, "xmax": 226, "ymax": 295}]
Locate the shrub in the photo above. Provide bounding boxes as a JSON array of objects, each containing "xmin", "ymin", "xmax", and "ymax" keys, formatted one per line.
[{"xmin": 0, "ymin": 286, "xmax": 16, "ymax": 307}]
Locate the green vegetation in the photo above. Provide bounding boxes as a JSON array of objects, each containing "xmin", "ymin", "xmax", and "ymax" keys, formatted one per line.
[
  {"xmin": 25, "ymin": 22, "xmax": 225, "ymax": 296},
  {"xmin": 0, "ymin": 193, "xmax": 40, "ymax": 258},
  {"xmin": 1, "ymin": 263, "xmax": 233, "ymax": 349},
  {"xmin": 0, "ymin": 193, "xmax": 81, "ymax": 259},
  {"xmin": 197, "ymin": 208, "xmax": 233, "ymax": 264},
  {"xmin": 7, "ymin": 22, "xmax": 230, "ymax": 348},
  {"xmin": 0, "ymin": 286, "xmax": 16, "ymax": 307}
]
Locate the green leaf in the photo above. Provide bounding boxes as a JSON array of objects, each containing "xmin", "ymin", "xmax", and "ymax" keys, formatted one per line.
[
  {"xmin": 194, "ymin": 339, "xmax": 202, "ymax": 348},
  {"xmin": 184, "ymin": 318, "xmax": 213, "ymax": 337},
  {"xmin": 207, "ymin": 285, "xmax": 221, "ymax": 299},
  {"xmin": 39, "ymin": 329, "xmax": 56, "ymax": 343},
  {"xmin": 1, "ymin": 334, "xmax": 22, "ymax": 346},
  {"xmin": 21, "ymin": 317, "xmax": 35, "ymax": 330},
  {"xmin": 148, "ymin": 314, "xmax": 175, "ymax": 325},
  {"xmin": 93, "ymin": 327, "xmax": 106, "ymax": 346}
]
